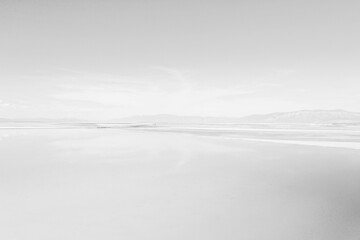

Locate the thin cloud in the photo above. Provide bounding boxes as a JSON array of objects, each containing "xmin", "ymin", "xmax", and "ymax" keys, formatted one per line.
[
  {"xmin": 50, "ymin": 72, "xmax": 280, "ymax": 117},
  {"xmin": 0, "ymin": 99, "xmax": 27, "ymax": 109}
]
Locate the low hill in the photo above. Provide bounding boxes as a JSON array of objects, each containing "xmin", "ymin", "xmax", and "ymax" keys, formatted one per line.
[
  {"xmin": 118, "ymin": 110, "xmax": 360, "ymax": 124},
  {"xmin": 240, "ymin": 110, "xmax": 360, "ymax": 123}
]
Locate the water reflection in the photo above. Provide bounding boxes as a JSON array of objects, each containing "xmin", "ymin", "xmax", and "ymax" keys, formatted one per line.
[{"xmin": 0, "ymin": 129, "xmax": 359, "ymax": 240}]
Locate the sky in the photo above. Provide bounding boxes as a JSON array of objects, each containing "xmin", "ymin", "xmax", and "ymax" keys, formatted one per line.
[{"xmin": 0, "ymin": 0, "xmax": 360, "ymax": 119}]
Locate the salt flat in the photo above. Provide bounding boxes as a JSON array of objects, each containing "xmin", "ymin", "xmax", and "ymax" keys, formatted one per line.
[{"xmin": 0, "ymin": 128, "xmax": 359, "ymax": 240}]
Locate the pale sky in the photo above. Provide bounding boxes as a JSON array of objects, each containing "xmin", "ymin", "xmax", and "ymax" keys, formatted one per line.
[{"xmin": 1, "ymin": 0, "xmax": 360, "ymax": 119}]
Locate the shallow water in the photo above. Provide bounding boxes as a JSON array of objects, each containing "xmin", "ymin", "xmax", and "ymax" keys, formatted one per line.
[{"xmin": 0, "ymin": 129, "xmax": 360, "ymax": 240}]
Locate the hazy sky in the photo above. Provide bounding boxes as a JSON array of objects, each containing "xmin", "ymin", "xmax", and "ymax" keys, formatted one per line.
[{"xmin": 1, "ymin": 0, "xmax": 360, "ymax": 119}]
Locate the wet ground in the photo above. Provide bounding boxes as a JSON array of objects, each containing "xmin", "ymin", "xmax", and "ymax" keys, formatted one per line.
[{"xmin": 0, "ymin": 127, "xmax": 359, "ymax": 240}]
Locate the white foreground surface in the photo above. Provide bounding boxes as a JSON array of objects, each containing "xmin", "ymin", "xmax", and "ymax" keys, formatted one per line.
[{"xmin": 0, "ymin": 129, "xmax": 360, "ymax": 240}]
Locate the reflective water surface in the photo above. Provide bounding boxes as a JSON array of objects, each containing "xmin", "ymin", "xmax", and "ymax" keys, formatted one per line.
[{"xmin": 1, "ymin": 129, "xmax": 360, "ymax": 240}]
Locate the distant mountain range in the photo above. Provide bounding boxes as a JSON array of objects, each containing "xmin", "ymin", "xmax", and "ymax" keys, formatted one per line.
[
  {"xmin": 119, "ymin": 110, "xmax": 360, "ymax": 124},
  {"xmin": 2, "ymin": 110, "xmax": 360, "ymax": 124},
  {"xmin": 239, "ymin": 109, "xmax": 360, "ymax": 123}
]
